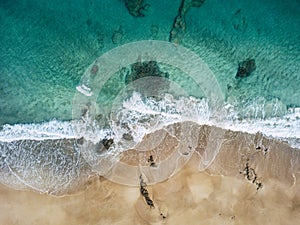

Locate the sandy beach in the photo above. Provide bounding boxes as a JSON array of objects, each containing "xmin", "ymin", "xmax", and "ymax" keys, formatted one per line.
[{"xmin": 1, "ymin": 123, "xmax": 299, "ymax": 225}]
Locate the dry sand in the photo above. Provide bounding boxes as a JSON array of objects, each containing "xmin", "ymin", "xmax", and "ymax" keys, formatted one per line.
[{"xmin": 0, "ymin": 123, "xmax": 299, "ymax": 225}]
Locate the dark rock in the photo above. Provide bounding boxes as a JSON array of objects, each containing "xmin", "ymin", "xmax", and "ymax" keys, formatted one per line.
[
  {"xmin": 169, "ymin": 14, "xmax": 186, "ymax": 44},
  {"xmin": 147, "ymin": 155, "xmax": 156, "ymax": 167},
  {"xmin": 234, "ymin": 9, "xmax": 241, "ymax": 16},
  {"xmin": 232, "ymin": 9, "xmax": 247, "ymax": 32},
  {"xmin": 169, "ymin": 0, "xmax": 205, "ymax": 44},
  {"xmin": 86, "ymin": 18, "xmax": 92, "ymax": 27},
  {"xmin": 111, "ymin": 26, "xmax": 124, "ymax": 44},
  {"xmin": 191, "ymin": 0, "xmax": 205, "ymax": 7},
  {"xmin": 101, "ymin": 138, "xmax": 114, "ymax": 150},
  {"xmin": 124, "ymin": 0, "xmax": 149, "ymax": 17},
  {"xmin": 139, "ymin": 175, "xmax": 155, "ymax": 208},
  {"xmin": 76, "ymin": 137, "xmax": 84, "ymax": 145},
  {"xmin": 94, "ymin": 138, "xmax": 114, "ymax": 156},
  {"xmin": 236, "ymin": 58, "xmax": 256, "ymax": 78},
  {"xmin": 124, "ymin": 60, "xmax": 170, "ymax": 96},
  {"xmin": 125, "ymin": 60, "xmax": 169, "ymax": 84}
]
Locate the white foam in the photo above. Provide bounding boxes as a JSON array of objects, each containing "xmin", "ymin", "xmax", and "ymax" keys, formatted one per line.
[
  {"xmin": 0, "ymin": 93, "xmax": 299, "ymax": 149},
  {"xmin": 0, "ymin": 120, "xmax": 77, "ymax": 141},
  {"xmin": 110, "ymin": 92, "xmax": 210, "ymax": 147},
  {"xmin": 76, "ymin": 84, "xmax": 93, "ymax": 96},
  {"xmin": 0, "ymin": 119, "xmax": 112, "ymax": 143},
  {"xmin": 110, "ymin": 92, "xmax": 300, "ymax": 149},
  {"xmin": 217, "ymin": 113, "xmax": 300, "ymax": 148}
]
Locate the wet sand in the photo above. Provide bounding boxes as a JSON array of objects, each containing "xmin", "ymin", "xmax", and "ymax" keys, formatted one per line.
[{"xmin": 1, "ymin": 123, "xmax": 299, "ymax": 225}]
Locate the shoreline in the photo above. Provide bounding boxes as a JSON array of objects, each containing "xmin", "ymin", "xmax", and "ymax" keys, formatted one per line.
[{"xmin": 1, "ymin": 122, "xmax": 299, "ymax": 224}]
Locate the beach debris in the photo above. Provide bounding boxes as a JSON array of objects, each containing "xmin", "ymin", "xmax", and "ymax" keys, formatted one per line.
[
  {"xmin": 241, "ymin": 159, "xmax": 263, "ymax": 191},
  {"xmin": 123, "ymin": 0, "xmax": 150, "ymax": 17},
  {"xmin": 111, "ymin": 26, "xmax": 124, "ymax": 44},
  {"xmin": 255, "ymin": 145, "xmax": 269, "ymax": 155},
  {"xmin": 236, "ymin": 58, "xmax": 256, "ymax": 78},
  {"xmin": 159, "ymin": 205, "xmax": 168, "ymax": 219},
  {"xmin": 160, "ymin": 212, "xmax": 167, "ymax": 219},
  {"xmin": 169, "ymin": 0, "xmax": 205, "ymax": 44},
  {"xmin": 139, "ymin": 175, "xmax": 155, "ymax": 208},
  {"xmin": 147, "ymin": 155, "xmax": 156, "ymax": 167}
]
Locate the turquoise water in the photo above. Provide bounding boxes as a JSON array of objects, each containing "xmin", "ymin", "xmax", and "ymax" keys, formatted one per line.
[
  {"xmin": 0, "ymin": 0, "xmax": 299, "ymax": 193},
  {"xmin": 0, "ymin": 0, "xmax": 299, "ymax": 125}
]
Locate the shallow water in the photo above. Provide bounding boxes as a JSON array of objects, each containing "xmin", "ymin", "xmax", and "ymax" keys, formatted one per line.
[{"xmin": 0, "ymin": 0, "xmax": 299, "ymax": 124}]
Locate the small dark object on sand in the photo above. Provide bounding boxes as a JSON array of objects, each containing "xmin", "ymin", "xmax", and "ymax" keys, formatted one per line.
[
  {"xmin": 236, "ymin": 58, "xmax": 256, "ymax": 78},
  {"xmin": 101, "ymin": 138, "xmax": 114, "ymax": 150},
  {"xmin": 147, "ymin": 155, "xmax": 156, "ymax": 167}
]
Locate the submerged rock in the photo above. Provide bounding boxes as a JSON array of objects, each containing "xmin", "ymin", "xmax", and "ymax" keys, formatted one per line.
[
  {"xmin": 125, "ymin": 60, "xmax": 169, "ymax": 85},
  {"xmin": 150, "ymin": 24, "xmax": 159, "ymax": 38},
  {"xmin": 169, "ymin": 0, "xmax": 205, "ymax": 44},
  {"xmin": 94, "ymin": 138, "xmax": 114, "ymax": 156},
  {"xmin": 111, "ymin": 26, "xmax": 124, "ymax": 44},
  {"xmin": 191, "ymin": 0, "xmax": 205, "ymax": 7},
  {"xmin": 232, "ymin": 9, "xmax": 247, "ymax": 32},
  {"xmin": 123, "ymin": 0, "xmax": 149, "ymax": 17},
  {"xmin": 101, "ymin": 138, "xmax": 114, "ymax": 150},
  {"xmin": 169, "ymin": 14, "xmax": 186, "ymax": 45},
  {"xmin": 124, "ymin": 60, "xmax": 170, "ymax": 96},
  {"xmin": 236, "ymin": 58, "xmax": 256, "ymax": 78}
]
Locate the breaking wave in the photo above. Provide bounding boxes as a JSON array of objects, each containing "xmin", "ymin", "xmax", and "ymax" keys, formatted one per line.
[{"xmin": 1, "ymin": 93, "xmax": 299, "ymax": 147}]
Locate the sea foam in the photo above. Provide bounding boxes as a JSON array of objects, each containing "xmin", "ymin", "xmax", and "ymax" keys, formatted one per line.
[{"xmin": 0, "ymin": 93, "xmax": 299, "ymax": 148}]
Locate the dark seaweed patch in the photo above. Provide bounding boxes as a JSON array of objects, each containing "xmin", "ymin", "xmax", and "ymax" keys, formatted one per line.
[{"xmin": 139, "ymin": 175, "xmax": 155, "ymax": 208}]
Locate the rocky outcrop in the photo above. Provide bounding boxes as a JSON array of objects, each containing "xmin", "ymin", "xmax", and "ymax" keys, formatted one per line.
[
  {"xmin": 124, "ymin": 0, "xmax": 149, "ymax": 17},
  {"xmin": 232, "ymin": 9, "xmax": 247, "ymax": 32},
  {"xmin": 169, "ymin": 0, "xmax": 205, "ymax": 44},
  {"xmin": 111, "ymin": 26, "xmax": 124, "ymax": 44},
  {"xmin": 124, "ymin": 60, "xmax": 170, "ymax": 96},
  {"xmin": 125, "ymin": 60, "xmax": 169, "ymax": 85},
  {"xmin": 236, "ymin": 58, "xmax": 256, "ymax": 78}
]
